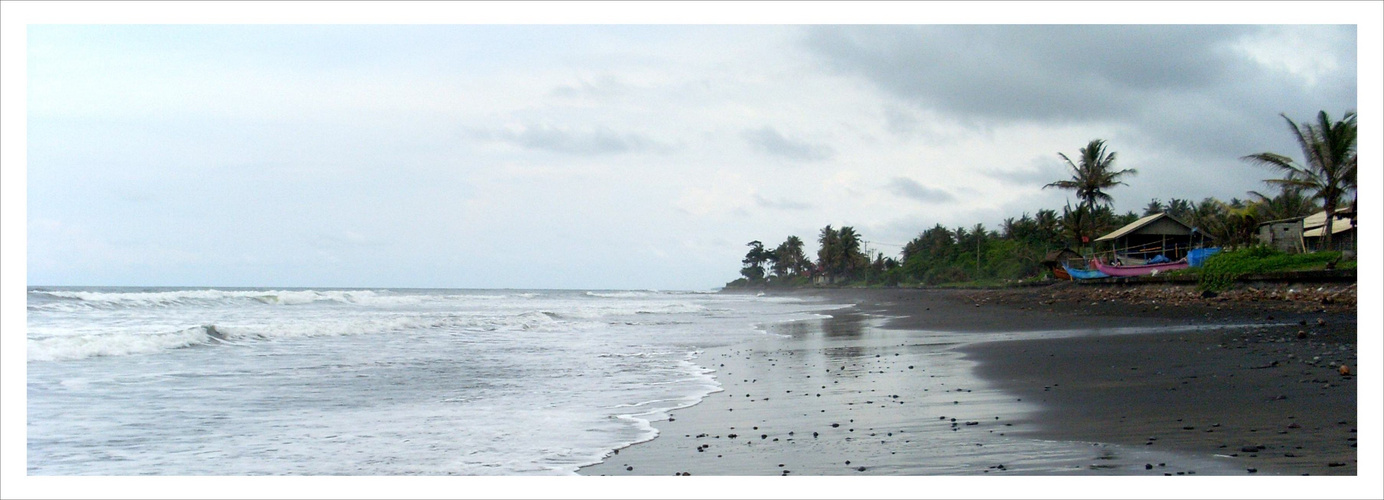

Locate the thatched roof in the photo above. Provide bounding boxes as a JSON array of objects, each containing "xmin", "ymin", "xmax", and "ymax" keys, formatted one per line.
[{"xmin": 1040, "ymin": 248, "xmax": 1082, "ymax": 264}]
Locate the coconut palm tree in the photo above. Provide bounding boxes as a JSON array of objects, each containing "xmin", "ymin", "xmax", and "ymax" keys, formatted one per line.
[
  {"xmin": 1241, "ymin": 111, "xmax": 1356, "ymax": 250},
  {"xmin": 1247, "ymin": 187, "xmax": 1316, "ymax": 221},
  {"xmin": 771, "ymin": 235, "xmax": 811, "ymax": 278},
  {"xmin": 1045, "ymin": 139, "xmax": 1138, "ymax": 242},
  {"xmin": 1142, "ymin": 198, "xmax": 1166, "ymax": 216},
  {"xmin": 837, "ymin": 226, "xmax": 866, "ymax": 278},
  {"xmin": 817, "ymin": 225, "xmax": 839, "ymax": 280},
  {"xmin": 1033, "ymin": 209, "xmax": 1060, "ymax": 246}
]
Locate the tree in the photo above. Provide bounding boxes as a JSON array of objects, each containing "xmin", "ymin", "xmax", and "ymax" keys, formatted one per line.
[
  {"xmin": 1142, "ymin": 198, "xmax": 1165, "ymax": 216},
  {"xmin": 771, "ymin": 236, "xmax": 811, "ymax": 278},
  {"xmin": 1247, "ymin": 187, "xmax": 1317, "ymax": 222},
  {"xmin": 1033, "ymin": 209, "xmax": 1061, "ymax": 247},
  {"xmin": 1165, "ymin": 198, "xmax": 1195, "ymax": 222},
  {"xmin": 816, "ymin": 225, "xmax": 839, "ymax": 279},
  {"xmin": 740, "ymin": 240, "xmax": 770, "ymax": 280},
  {"xmin": 1044, "ymin": 139, "xmax": 1138, "ymax": 243},
  {"xmin": 1241, "ymin": 110, "xmax": 1357, "ymax": 250},
  {"xmin": 836, "ymin": 226, "xmax": 868, "ymax": 279}
]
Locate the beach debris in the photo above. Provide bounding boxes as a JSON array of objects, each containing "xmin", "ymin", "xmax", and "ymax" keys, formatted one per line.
[{"xmin": 1339, "ymin": 365, "xmax": 1351, "ymax": 376}]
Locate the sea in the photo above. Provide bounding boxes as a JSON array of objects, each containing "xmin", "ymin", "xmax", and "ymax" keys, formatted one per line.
[{"xmin": 25, "ymin": 287, "xmax": 833, "ymax": 475}]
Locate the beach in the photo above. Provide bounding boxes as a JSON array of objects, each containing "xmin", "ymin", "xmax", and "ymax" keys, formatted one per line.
[{"xmin": 580, "ymin": 282, "xmax": 1359, "ymax": 477}]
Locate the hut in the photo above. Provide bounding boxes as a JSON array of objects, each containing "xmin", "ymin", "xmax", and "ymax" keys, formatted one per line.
[
  {"xmin": 1256, "ymin": 209, "xmax": 1357, "ymax": 253},
  {"xmin": 1040, "ymin": 248, "xmax": 1084, "ymax": 280},
  {"xmin": 1257, "ymin": 216, "xmax": 1307, "ymax": 253},
  {"xmin": 1093, "ymin": 212, "xmax": 1198, "ymax": 265}
]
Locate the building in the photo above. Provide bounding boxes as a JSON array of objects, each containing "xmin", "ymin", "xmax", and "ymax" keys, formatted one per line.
[
  {"xmin": 1093, "ymin": 212, "xmax": 1201, "ymax": 264},
  {"xmin": 1257, "ymin": 217, "xmax": 1306, "ymax": 253},
  {"xmin": 1302, "ymin": 209, "xmax": 1356, "ymax": 252},
  {"xmin": 1255, "ymin": 209, "xmax": 1356, "ymax": 253}
]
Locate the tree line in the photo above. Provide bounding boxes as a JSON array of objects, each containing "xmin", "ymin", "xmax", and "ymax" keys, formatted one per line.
[{"xmin": 728, "ymin": 110, "xmax": 1357, "ymax": 288}]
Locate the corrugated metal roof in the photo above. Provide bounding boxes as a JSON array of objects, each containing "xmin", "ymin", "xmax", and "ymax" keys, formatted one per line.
[
  {"xmin": 1302, "ymin": 210, "xmax": 1353, "ymax": 230},
  {"xmin": 1095, "ymin": 212, "xmax": 1187, "ymax": 242},
  {"xmin": 1303, "ymin": 222, "xmax": 1354, "ymax": 238}
]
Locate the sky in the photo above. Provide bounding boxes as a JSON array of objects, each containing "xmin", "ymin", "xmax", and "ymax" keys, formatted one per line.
[{"xmin": 6, "ymin": 2, "xmax": 1381, "ymax": 290}]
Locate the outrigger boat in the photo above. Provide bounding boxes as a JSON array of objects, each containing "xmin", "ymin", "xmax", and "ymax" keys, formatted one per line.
[
  {"xmin": 1091, "ymin": 257, "xmax": 1188, "ymax": 277},
  {"xmin": 1062, "ymin": 261, "xmax": 1109, "ymax": 280}
]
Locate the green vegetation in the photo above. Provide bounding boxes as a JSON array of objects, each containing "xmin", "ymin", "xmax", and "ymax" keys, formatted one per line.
[
  {"xmin": 1194, "ymin": 246, "xmax": 1346, "ymax": 292},
  {"xmin": 728, "ymin": 110, "xmax": 1357, "ymax": 290},
  {"xmin": 1241, "ymin": 111, "xmax": 1357, "ymax": 250},
  {"xmin": 1044, "ymin": 139, "xmax": 1138, "ymax": 245}
]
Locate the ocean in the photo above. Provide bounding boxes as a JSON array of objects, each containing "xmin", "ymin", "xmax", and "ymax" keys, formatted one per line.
[{"xmin": 25, "ymin": 287, "xmax": 833, "ymax": 475}]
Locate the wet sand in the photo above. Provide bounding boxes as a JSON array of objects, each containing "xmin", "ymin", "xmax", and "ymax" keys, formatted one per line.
[{"xmin": 580, "ymin": 283, "xmax": 1369, "ymax": 492}]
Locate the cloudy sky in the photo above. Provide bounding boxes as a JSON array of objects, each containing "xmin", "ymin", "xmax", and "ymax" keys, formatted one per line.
[{"xmin": 7, "ymin": 3, "xmax": 1379, "ymax": 290}]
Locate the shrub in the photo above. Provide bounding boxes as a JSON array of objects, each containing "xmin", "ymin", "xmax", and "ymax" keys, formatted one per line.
[{"xmin": 1197, "ymin": 246, "xmax": 1341, "ymax": 292}]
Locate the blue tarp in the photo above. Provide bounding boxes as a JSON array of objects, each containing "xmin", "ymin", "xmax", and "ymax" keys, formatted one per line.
[{"xmin": 1187, "ymin": 247, "xmax": 1221, "ymax": 267}]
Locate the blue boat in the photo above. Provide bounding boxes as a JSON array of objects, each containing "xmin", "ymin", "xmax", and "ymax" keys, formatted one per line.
[{"xmin": 1062, "ymin": 262, "xmax": 1110, "ymax": 280}]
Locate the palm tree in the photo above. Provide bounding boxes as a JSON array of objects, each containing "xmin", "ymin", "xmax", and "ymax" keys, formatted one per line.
[
  {"xmin": 1058, "ymin": 202, "xmax": 1088, "ymax": 249},
  {"xmin": 772, "ymin": 235, "xmax": 811, "ymax": 278},
  {"xmin": 1142, "ymin": 198, "xmax": 1165, "ymax": 216},
  {"xmin": 1033, "ymin": 209, "xmax": 1060, "ymax": 246},
  {"xmin": 837, "ymin": 226, "xmax": 866, "ymax": 278},
  {"xmin": 817, "ymin": 225, "xmax": 839, "ymax": 279},
  {"xmin": 1241, "ymin": 111, "xmax": 1357, "ymax": 250},
  {"xmin": 1044, "ymin": 139, "xmax": 1138, "ymax": 242},
  {"xmin": 1247, "ymin": 187, "xmax": 1317, "ymax": 222},
  {"xmin": 1165, "ymin": 198, "xmax": 1195, "ymax": 222}
]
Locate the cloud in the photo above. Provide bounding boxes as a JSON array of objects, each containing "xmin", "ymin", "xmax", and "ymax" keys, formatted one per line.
[
  {"xmin": 801, "ymin": 25, "xmax": 1357, "ymax": 157},
  {"xmin": 549, "ymin": 75, "xmax": 629, "ymax": 100},
  {"xmin": 477, "ymin": 123, "xmax": 661, "ymax": 156},
  {"xmin": 741, "ymin": 126, "xmax": 834, "ymax": 161},
  {"xmin": 803, "ymin": 25, "xmax": 1252, "ymax": 123},
  {"xmin": 886, "ymin": 177, "xmax": 955, "ymax": 203},
  {"xmin": 753, "ymin": 194, "xmax": 813, "ymax": 210},
  {"xmin": 980, "ymin": 156, "xmax": 1070, "ymax": 186}
]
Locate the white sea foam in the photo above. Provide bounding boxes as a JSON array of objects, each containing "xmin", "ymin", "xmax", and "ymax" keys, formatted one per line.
[
  {"xmin": 26, "ymin": 287, "xmax": 833, "ymax": 475},
  {"xmin": 28, "ymin": 325, "xmax": 215, "ymax": 361}
]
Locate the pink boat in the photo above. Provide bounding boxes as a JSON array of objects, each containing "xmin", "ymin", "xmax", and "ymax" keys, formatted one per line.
[{"xmin": 1091, "ymin": 257, "xmax": 1188, "ymax": 277}]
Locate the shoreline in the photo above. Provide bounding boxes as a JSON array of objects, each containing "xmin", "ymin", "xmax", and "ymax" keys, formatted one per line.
[{"xmin": 580, "ymin": 282, "xmax": 1359, "ymax": 477}]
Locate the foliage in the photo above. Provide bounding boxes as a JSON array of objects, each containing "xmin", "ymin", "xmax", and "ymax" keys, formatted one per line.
[
  {"xmin": 728, "ymin": 110, "xmax": 1353, "ymax": 290},
  {"xmin": 769, "ymin": 236, "xmax": 812, "ymax": 278},
  {"xmin": 1241, "ymin": 110, "xmax": 1357, "ymax": 249},
  {"xmin": 816, "ymin": 225, "xmax": 870, "ymax": 282},
  {"xmin": 1044, "ymin": 139, "xmax": 1138, "ymax": 243},
  {"xmin": 740, "ymin": 240, "xmax": 770, "ymax": 280},
  {"xmin": 1196, "ymin": 246, "xmax": 1343, "ymax": 292}
]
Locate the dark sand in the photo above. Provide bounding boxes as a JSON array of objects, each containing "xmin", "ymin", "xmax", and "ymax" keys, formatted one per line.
[{"xmin": 580, "ymin": 282, "xmax": 1368, "ymax": 487}]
